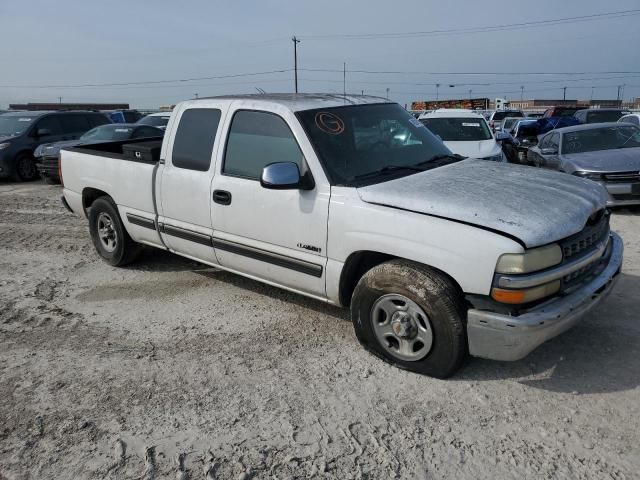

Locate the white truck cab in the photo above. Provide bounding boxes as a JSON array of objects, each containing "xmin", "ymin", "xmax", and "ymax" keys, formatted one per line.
[{"xmin": 61, "ymin": 94, "xmax": 623, "ymax": 378}]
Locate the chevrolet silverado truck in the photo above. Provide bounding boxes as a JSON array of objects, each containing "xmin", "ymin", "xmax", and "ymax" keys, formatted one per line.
[{"xmin": 60, "ymin": 94, "xmax": 623, "ymax": 378}]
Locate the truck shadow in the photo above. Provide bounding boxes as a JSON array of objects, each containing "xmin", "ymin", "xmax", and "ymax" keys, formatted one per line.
[{"xmin": 456, "ymin": 272, "xmax": 640, "ymax": 394}]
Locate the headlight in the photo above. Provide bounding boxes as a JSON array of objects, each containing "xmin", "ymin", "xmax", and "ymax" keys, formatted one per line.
[
  {"xmin": 483, "ymin": 153, "xmax": 504, "ymax": 162},
  {"xmin": 495, "ymin": 243, "xmax": 563, "ymax": 274},
  {"xmin": 573, "ymin": 171, "xmax": 603, "ymax": 181},
  {"xmin": 0, "ymin": 142, "xmax": 11, "ymax": 150}
]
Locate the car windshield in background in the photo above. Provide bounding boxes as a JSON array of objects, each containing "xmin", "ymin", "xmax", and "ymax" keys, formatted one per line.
[
  {"xmin": 502, "ymin": 118, "xmax": 520, "ymax": 130},
  {"xmin": 138, "ymin": 116, "xmax": 169, "ymax": 127},
  {"xmin": 586, "ymin": 111, "xmax": 627, "ymax": 123},
  {"xmin": 80, "ymin": 125, "xmax": 134, "ymax": 141},
  {"xmin": 0, "ymin": 115, "xmax": 37, "ymax": 136},
  {"xmin": 515, "ymin": 122, "xmax": 539, "ymax": 138},
  {"xmin": 562, "ymin": 125, "xmax": 640, "ymax": 154},
  {"xmin": 554, "ymin": 108, "xmax": 580, "ymax": 117},
  {"xmin": 421, "ymin": 117, "xmax": 492, "ymax": 141},
  {"xmin": 492, "ymin": 111, "xmax": 523, "ymax": 121},
  {"xmin": 296, "ymin": 103, "xmax": 453, "ymax": 186}
]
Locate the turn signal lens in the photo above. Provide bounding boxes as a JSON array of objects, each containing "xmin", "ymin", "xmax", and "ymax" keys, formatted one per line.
[
  {"xmin": 491, "ymin": 280, "xmax": 561, "ymax": 304},
  {"xmin": 496, "ymin": 243, "xmax": 563, "ymax": 274}
]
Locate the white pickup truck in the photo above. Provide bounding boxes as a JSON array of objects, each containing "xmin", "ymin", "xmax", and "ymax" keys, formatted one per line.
[{"xmin": 61, "ymin": 94, "xmax": 623, "ymax": 378}]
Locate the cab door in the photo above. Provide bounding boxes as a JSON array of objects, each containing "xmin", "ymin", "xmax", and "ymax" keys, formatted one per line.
[
  {"xmin": 210, "ymin": 106, "xmax": 329, "ymax": 298},
  {"xmin": 157, "ymin": 103, "xmax": 225, "ymax": 263}
]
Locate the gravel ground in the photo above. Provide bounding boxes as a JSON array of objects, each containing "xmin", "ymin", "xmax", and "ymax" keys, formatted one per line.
[{"xmin": 0, "ymin": 180, "xmax": 639, "ymax": 480}]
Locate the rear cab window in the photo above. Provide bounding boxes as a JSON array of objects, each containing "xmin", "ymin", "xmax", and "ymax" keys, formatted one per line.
[{"xmin": 171, "ymin": 108, "xmax": 222, "ymax": 171}]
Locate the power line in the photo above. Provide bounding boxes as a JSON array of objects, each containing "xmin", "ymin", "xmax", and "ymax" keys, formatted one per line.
[
  {"xmin": 300, "ymin": 68, "xmax": 640, "ymax": 76},
  {"xmin": 0, "ymin": 69, "xmax": 293, "ymax": 89},
  {"xmin": 300, "ymin": 9, "xmax": 640, "ymax": 40}
]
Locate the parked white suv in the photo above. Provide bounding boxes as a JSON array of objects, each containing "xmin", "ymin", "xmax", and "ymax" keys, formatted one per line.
[
  {"xmin": 60, "ymin": 94, "xmax": 623, "ymax": 378},
  {"xmin": 419, "ymin": 109, "xmax": 505, "ymax": 161}
]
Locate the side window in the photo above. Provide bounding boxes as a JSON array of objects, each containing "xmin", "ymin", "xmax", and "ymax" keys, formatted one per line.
[
  {"xmin": 89, "ymin": 114, "xmax": 111, "ymax": 127},
  {"xmin": 538, "ymin": 134, "xmax": 551, "ymax": 149},
  {"xmin": 172, "ymin": 108, "xmax": 221, "ymax": 171},
  {"xmin": 59, "ymin": 115, "xmax": 91, "ymax": 134},
  {"xmin": 549, "ymin": 133, "xmax": 560, "ymax": 151},
  {"xmin": 223, "ymin": 110, "xmax": 303, "ymax": 179},
  {"xmin": 34, "ymin": 116, "xmax": 63, "ymax": 135}
]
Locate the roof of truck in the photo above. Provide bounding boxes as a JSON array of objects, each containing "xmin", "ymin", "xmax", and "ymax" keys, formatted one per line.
[{"xmin": 198, "ymin": 93, "xmax": 390, "ymax": 111}]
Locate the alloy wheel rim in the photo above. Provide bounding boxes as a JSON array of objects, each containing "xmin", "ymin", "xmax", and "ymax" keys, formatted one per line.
[{"xmin": 97, "ymin": 212, "xmax": 117, "ymax": 253}]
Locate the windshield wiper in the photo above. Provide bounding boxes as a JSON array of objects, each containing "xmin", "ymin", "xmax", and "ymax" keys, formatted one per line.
[
  {"xmin": 411, "ymin": 153, "xmax": 466, "ymax": 170},
  {"xmin": 351, "ymin": 164, "xmax": 428, "ymax": 181}
]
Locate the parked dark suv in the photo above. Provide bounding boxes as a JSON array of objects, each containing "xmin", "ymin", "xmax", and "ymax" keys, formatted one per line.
[{"xmin": 0, "ymin": 110, "xmax": 110, "ymax": 181}]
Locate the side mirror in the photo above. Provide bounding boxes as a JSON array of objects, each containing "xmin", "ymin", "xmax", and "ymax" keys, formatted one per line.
[
  {"xmin": 260, "ymin": 162, "xmax": 314, "ymax": 190},
  {"xmin": 36, "ymin": 128, "xmax": 53, "ymax": 137},
  {"xmin": 540, "ymin": 148, "xmax": 558, "ymax": 155}
]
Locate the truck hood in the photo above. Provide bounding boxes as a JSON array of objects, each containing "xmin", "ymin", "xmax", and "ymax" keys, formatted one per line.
[
  {"xmin": 357, "ymin": 159, "xmax": 608, "ymax": 248},
  {"xmin": 443, "ymin": 139, "xmax": 501, "ymax": 159},
  {"xmin": 562, "ymin": 147, "xmax": 640, "ymax": 172}
]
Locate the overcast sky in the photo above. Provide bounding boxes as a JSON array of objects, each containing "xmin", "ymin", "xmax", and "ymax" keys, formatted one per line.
[{"xmin": 1, "ymin": 0, "xmax": 639, "ymax": 109}]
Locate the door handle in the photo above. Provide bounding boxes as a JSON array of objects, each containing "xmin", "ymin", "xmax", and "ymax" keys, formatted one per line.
[{"xmin": 213, "ymin": 190, "xmax": 232, "ymax": 205}]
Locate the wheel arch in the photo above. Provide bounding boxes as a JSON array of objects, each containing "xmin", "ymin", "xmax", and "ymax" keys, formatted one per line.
[
  {"xmin": 82, "ymin": 187, "xmax": 112, "ymax": 217},
  {"xmin": 338, "ymin": 250, "xmax": 464, "ymax": 308}
]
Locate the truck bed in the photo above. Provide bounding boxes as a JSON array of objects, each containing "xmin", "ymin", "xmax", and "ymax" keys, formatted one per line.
[{"xmin": 65, "ymin": 137, "xmax": 164, "ymax": 164}]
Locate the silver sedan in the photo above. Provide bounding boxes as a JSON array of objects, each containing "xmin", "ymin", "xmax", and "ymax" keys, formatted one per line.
[{"xmin": 528, "ymin": 122, "xmax": 640, "ymax": 207}]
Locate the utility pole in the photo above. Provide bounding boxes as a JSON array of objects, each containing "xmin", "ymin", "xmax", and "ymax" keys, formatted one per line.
[
  {"xmin": 292, "ymin": 36, "xmax": 301, "ymax": 93},
  {"xmin": 361, "ymin": 90, "xmax": 364, "ymax": 96},
  {"xmin": 520, "ymin": 86, "xmax": 524, "ymax": 102},
  {"xmin": 563, "ymin": 86, "xmax": 567, "ymax": 101},
  {"xmin": 194, "ymin": 93, "xmax": 199, "ymax": 99},
  {"xmin": 468, "ymin": 89, "xmax": 472, "ymax": 100},
  {"xmin": 343, "ymin": 62, "xmax": 346, "ymax": 97},
  {"xmin": 590, "ymin": 86, "xmax": 594, "ymax": 102},
  {"xmin": 58, "ymin": 96, "xmax": 62, "ymax": 104},
  {"xmin": 435, "ymin": 83, "xmax": 440, "ymax": 101},
  {"xmin": 386, "ymin": 87, "xmax": 390, "ymax": 99}
]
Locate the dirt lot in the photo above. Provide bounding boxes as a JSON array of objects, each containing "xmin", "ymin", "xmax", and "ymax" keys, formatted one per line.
[{"xmin": 0, "ymin": 180, "xmax": 639, "ymax": 479}]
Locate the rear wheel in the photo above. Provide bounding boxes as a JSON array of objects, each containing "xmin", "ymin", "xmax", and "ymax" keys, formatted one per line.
[
  {"xmin": 13, "ymin": 154, "xmax": 38, "ymax": 181},
  {"xmin": 88, "ymin": 197, "xmax": 141, "ymax": 266},
  {"xmin": 351, "ymin": 260, "xmax": 467, "ymax": 378}
]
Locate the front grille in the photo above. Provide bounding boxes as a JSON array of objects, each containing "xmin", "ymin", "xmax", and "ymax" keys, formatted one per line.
[
  {"xmin": 560, "ymin": 212, "xmax": 609, "ymax": 260},
  {"xmin": 603, "ymin": 171, "xmax": 640, "ymax": 182}
]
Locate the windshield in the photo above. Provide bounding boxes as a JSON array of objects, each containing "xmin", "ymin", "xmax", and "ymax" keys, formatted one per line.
[
  {"xmin": 501, "ymin": 118, "xmax": 521, "ymax": 130},
  {"xmin": 562, "ymin": 125, "xmax": 640, "ymax": 154},
  {"xmin": 137, "ymin": 115, "xmax": 169, "ymax": 127},
  {"xmin": 296, "ymin": 103, "xmax": 452, "ymax": 186},
  {"xmin": 586, "ymin": 111, "xmax": 626, "ymax": 123},
  {"xmin": 0, "ymin": 115, "xmax": 37, "ymax": 136},
  {"xmin": 553, "ymin": 107, "xmax": 579, "ymax": 117},
  {"xmin": 515, "ymin": 121, "xmax": 539, "ymax": 138},
  {"xmin": 80, "ymin": 125, "xmax": 134, "ymax": 141},
  {"xmin": 420, "ymin": 117, "xmax": 492, "ymax": 141},
  {"xmin": 492, "ymin": 111, "xmax": 523, "ymax": 121}
]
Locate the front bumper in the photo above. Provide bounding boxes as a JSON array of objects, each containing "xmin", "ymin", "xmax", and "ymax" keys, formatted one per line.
[
  {"xmin": 599, "ymin": 181, "xmax": 640, "ymax": 207},
  {"xmin": 467, "ymin": 232, "xmax": 623, "ymax": 361},
  {"xmin": 35, "ymin": 155, "xmax": 60, "ymax": 180}
]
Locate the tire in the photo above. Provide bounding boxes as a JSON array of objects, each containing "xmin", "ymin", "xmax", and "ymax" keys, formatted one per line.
[
  {"xmin": 351, "ymin": 260, "xmax": 467, "ymax": 378},
  {"xmin": 88, "ymin": 197, "xmax": 141, "ymax": 266},
  {"xmin": 13, "ymin": 154, "xmax": 39, "ymax": 181}
]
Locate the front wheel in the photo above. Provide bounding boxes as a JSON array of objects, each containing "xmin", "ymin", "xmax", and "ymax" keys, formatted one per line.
[
  {"xmin": 351, "ymin": 260, "xmax": 467, "ymax": 378},
  {"xmin": 88, "ymin": 197, "xmax": 141, "ymax": 266},
  {"xmin": 13, "ymin": 154, "xmax": 38, "ymax": 181}
]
